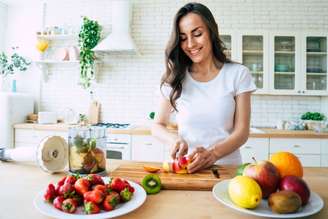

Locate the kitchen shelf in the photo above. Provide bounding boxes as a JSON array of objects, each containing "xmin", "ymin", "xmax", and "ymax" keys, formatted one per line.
[
  {"xmin": 243, "ymin": 50, "xmax": 263, "ymax": 54},
  {"xmin": 37, "ymin": 34, "xmax": 77, "ymax": 40},
  {"xmin": 35, "ymin": 60, "xmax": 79, "ymax": 64},
  {"xmin": 274, "ymin": 71, "xmax": 295, "ymax": 75},
  {"xmin": 35, "ymin": 60, "xmax": 102, "ymax": 81},
  {"xmin": 275, "ymin": 51, "xmax": 295, "ymax": 54},
  {"xmin": 306, "ymin": 72, "xmax": 327, "ymax": 75},
  {"xmin": 306, "ymin": 52, "xmax": 327, "ymax": 55}
]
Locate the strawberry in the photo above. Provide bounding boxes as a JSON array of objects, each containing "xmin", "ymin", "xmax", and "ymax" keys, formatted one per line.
[
  {"xmin": 84, "ymin": 201, "xmax": 100, "ymax": 214},
  {"xmin": 53, "ymin": 196, "xmax": 64, "ymax": 210},
  {"xmin": 86, "ymin": 174, "xmax": 104, "ymax": 185},
  {"xmin": 93, "ymin": 184, "xmax": 107, "ymax": 194},
  {"xmin": 64, "ymin": 175, "xmax": 77, "ymax": 185},
  {"xmin": 83, "ymin": 190, "xmax": 104, "ymax": 204},
  {"xmin": 120, "ymin": 187, "xmax": 133, "ymax": 202},
  {"xmin": 62, "ymin": 198, "xmax": 77, "ymax": 213},
  {"xmin": 44, "ymin": 183, "xmax": 56, "ymax": 202},
  {"xmin": 74, "ymin": 178, "xmax": 90, "ymax": 195},
  {"xmin": 111, "ymin": 177, "xmax": 127, "ymax": 192},
  {"xmin": 58, "ymin": 182, "xmax": 75, "ymax": 198},
  {"xmin": 57, "ymin": 176, "xmax": 67, "ymax": 187},
  {"xmin": 103, "ymin": 193, "xmax": 119, "ymax": 211}
]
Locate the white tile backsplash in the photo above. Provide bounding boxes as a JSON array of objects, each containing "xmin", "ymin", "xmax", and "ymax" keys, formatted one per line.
[{"xmin": 4, "ymin": 0, "xmax": 328, "ymax": 126}]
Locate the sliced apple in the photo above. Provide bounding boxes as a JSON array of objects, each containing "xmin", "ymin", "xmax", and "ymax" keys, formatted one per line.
[{"xmin": 143, "ymin": 165, "xmax": 161, "ymax": 173}]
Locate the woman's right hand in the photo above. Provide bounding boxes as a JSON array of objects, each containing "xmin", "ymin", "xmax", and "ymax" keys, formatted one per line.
[{"xmin": 170, "ymin": 137, "xmax": 188, "ymax": 160}]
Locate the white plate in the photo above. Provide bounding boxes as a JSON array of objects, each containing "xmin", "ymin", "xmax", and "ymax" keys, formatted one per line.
[
  {"xmin": 34, "ymin": 177, "xmax": 147, "ymax": 219},
  {"xmin": 212, "ymin": 179, "xmax": 324, "ymax": 218}
]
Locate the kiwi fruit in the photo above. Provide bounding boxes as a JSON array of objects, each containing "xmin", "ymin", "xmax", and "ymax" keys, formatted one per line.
[
  {"xmin": 141, "ymin": 174, "xmax": 161, "ymax": 194},
  {"xmin": 268, "ymin": 190, "xmax": 302, "ymax": 214}
]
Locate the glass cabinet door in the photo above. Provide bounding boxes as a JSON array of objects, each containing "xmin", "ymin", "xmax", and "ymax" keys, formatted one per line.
[
  {"xmin": 306, "ymin": 36, "xmax": 327, "ymax": 91},
  {"xmin": 221, "ymin": 35, "xmax": 231, "ymax": 60},
  {"xmin": 274, "ymin": 36, "xmax": 296, "ymax": 89},
  {"xmin": 242, "ymin": 35, "xmax": 264, "ymax": 89}
]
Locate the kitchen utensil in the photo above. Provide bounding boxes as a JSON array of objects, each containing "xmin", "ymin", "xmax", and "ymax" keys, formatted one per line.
[
  {"xmin": 0, "ymin": 136, "xmax": 68, "ymax": 173},
  {"xmin": 88, "ymin": 101, "xmax": 101, "ymax": 125},
  {"xmin": 110, "ymin": 161, "xmax": 236, "ymax": 191},
  {"xmin": 68, "ymin": 126, "xmax": 107, "ymax": 175},
  {"xmin": 212, "ymin": 179, "xmax": 324, "ymax": 218},
  {"xmin": 34, "ymin": 177, "xmax": 146, "ymax": 219}
]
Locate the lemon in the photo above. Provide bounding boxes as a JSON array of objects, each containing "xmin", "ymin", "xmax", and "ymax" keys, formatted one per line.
[
  {"xmin": 36, "ymin": 40, "xmax": 49, "ymax": 53},
  {"xmin": 228, "ymin": 176, "xmax": 262, "ymax": 209}
]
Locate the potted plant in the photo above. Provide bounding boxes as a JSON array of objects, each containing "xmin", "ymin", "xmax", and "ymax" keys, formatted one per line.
[
  {"xmin": 78, "ymin": 17, "xmax": 102, "ymax": 89},
  {"xmin": 0, "ymin": 47, "xmax": 31, "ymax": 91},
  {"xmin": 300, "ymin": 112, "xmax": 326, "ymax": 131}
]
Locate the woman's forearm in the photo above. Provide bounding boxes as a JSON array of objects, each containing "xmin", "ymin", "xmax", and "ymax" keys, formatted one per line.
[
  {"xmin": 151, "ymin": 123, "xmax": 179, "ymax": 145},
  {"xmin": 209, "ymin": 128, "xmax": 249, "ymax": 160}
]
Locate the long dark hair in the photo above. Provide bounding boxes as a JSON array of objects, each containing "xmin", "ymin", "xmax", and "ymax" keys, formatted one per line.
[{"xmin": 161, "ymin": 2, "xmax": 231, "ymax": 111}]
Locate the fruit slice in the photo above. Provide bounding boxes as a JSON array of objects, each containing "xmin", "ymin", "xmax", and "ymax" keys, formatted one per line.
[
  {"xmin": 141, "ymin": 174, "xmax": 161, "ymax": 194},
  {"xmin": 143, "ymin": 165, "xmax": 161, "ymax": 173}
]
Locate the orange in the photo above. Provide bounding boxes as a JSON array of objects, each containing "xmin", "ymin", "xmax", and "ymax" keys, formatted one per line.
[
  {"xmin": 270, "ymin": 151, "xmax": 303, "ymax": 178},
  {"xmin": 143, "ymin": 165, "xmax": 161, "ymax": 173}
]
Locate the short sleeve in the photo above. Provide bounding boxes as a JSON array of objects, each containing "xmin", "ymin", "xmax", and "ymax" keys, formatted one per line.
[
  {"xmin": 235, "ymin": 66, "xmax": 257, "ymax": 95},
  {"xmin": 159, "ymin": 83, "xmax": 172, "ymax": 100}
]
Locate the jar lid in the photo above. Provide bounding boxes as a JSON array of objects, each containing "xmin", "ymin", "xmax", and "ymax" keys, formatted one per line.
[{"xmin": 36, "ymin": 136, "xmax": 68, "ymax": 173}]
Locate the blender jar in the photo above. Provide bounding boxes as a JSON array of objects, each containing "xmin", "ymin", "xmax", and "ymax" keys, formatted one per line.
[{"xmin": 68, "ymin": 126, "xmax": 107, "ymax": 175}]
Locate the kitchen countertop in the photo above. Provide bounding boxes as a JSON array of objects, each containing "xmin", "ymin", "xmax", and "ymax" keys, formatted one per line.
[
  {"xmin": 0, "ymin": 159, "xmax": 327, "ymax": 219},
  {"xmin": 14, "ymin": 123, "xmax": 328, "ymax": 138}
]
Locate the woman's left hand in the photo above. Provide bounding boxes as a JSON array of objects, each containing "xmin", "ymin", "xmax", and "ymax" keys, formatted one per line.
[{"xmin": 187, "ymin": 147, "xmax": 218, "ymax": 173}]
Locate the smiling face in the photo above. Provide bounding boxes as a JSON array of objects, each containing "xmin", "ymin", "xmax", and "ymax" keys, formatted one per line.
[{"xmin": 178, "ymin": 12, "xmax": 213, "ymax": 65}]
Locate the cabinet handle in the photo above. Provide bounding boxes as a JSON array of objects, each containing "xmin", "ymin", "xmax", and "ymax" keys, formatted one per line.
[
  {"xmin": 297, "ymin": 90, "xmax": 301, "ymax": 93},
  {"xmin": 245, "ymin": 146, "xmax": 252, "ymax": 149},
  {"xmin": 145, "ymin": 142, "xmax": 153, "ymax": 146},
  {"xmin": 293, "ymin": 144, "xmax": 301, "ymax": 148}
]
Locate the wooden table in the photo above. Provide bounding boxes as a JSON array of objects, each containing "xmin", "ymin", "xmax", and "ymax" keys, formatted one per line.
[{"xmin": 0, "ymin": 160, "xmax": 327, "ymax": 219}]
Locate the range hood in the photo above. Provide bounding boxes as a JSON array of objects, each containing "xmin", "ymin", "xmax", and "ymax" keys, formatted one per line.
[{"xmin": 93, "ymin": 0, "xmax": 138, "ymax": 53}]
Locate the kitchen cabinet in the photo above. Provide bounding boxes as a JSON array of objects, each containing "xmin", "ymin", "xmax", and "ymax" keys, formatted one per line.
[
  {"xmin": 131, "ymin": 135, "xmax": 164, "ymax": 162},
  {"xmin": 269, "ymin": 138, "xmax": 321, "ymax": 167},
  {"xmin": 321, "ymin": 140, "xmax": 328, "ymax": 167},
  {"xmin": 14, "ymin": 128, "xmax": 68, "ymax": 148},
  {"xmin": 237, "ymin": 32, "xmax": 270, "ymax": 93},
  {"xmin": 233, "ymin": 31, "xmax": 328, "ymax": 96},
  {"xmin": 240, "ymin": 137, "xmax": 269, "ymax": 163},
  {"xmin": 301, "ymin": 34, "xmax": 328, "ymax": 95}
]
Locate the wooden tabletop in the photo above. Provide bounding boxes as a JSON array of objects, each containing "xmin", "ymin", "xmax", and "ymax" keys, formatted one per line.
[{"xmin": 0, "ymin": 159, "xmax": 327, "ymax": 219}]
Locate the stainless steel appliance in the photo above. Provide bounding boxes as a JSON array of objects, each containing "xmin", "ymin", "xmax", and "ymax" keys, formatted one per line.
[{"xmin": 94, "ymin": 123, "xmax": 132, "ymax": 160}]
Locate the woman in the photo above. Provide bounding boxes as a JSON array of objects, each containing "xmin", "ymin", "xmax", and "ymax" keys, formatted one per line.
[{"xmin": 152, "ymin": 2, "xmax": 256, "ymax": 173}]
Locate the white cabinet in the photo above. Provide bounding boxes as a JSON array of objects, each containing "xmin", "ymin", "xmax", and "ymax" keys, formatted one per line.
[
  {"xmin": 14, "ymin": 128, "xmax": 68, "ymax": 148},
  {"xmin": 301, "ymin": 34, "xmax": 328, "ymax": 95},
  {"xmin": 131, "ymin": 135, "xmax": 164, "ymax": 162},
  {"xmin": 321, "ymin": 140, "xmax": 328, "ymax": 167},
  {"xmin": 240, "ymin": 138, "xmax": 269, "ymax": 163},
  {"xmin": 237, "ymin": 31, "xmax": 270, "ymax": 94},
  {"xmin": 269, "ymin": 138, "xmax": 321, "ymax": 167},
  {"xmin": 232, "ymin": 31, "xmax": 328, "ymax": 96}
]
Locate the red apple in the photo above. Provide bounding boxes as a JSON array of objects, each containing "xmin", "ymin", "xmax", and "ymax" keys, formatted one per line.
[
  {"xmin": 243, "ymin": 159, "xmax": 280, "ymax": 198},
  {"xmin": 279, "ymin": 175, "xmax": 310, "ymax": 206},
  {"xmin": 178, "ymin": 156, "xmax": 189, "ymax": 168}
]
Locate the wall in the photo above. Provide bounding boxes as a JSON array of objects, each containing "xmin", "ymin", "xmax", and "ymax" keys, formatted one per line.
[
  {"xmin": 0, "ymin": 1, "xmax": 7, "ymax": 52},
  {"xmin": 4, "ymin": 0, "xmax": 328, "ymax": 126}
]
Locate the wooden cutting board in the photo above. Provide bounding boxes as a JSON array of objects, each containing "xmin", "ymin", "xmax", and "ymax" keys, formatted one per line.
[{"xmin": 109, "ymin": 161, "xmax": 237, "ymax": 191}]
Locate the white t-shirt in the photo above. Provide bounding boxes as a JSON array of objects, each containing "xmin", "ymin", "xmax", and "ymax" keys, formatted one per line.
[{"xmin": 161, "ymin": 63, "xmax": 257, "ymax": 165}]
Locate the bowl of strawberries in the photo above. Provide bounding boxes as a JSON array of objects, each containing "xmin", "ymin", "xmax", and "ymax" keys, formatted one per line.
[{"xmin": 34, "ymin": 174, "xmax": 146, "ymax": 219}]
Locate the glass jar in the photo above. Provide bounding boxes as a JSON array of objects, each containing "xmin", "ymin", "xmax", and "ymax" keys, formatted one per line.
[{"xmin": 68, "ymin": 126, "xmax": 107, "ymax": 175}]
